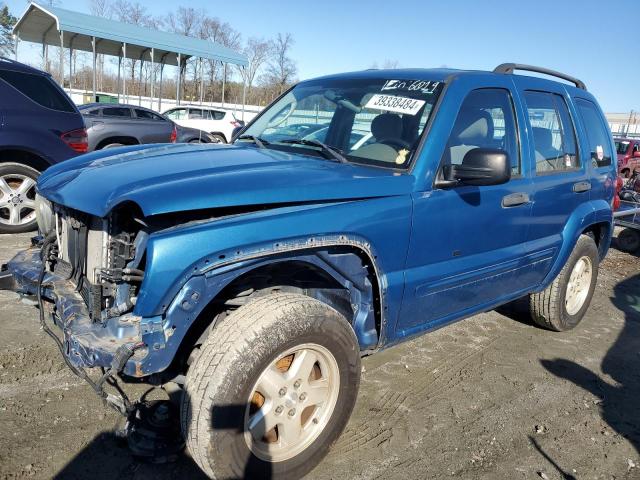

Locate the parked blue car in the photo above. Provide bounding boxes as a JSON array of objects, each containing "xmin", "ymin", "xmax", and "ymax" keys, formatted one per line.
[
  {"xmin": 0, "ymin": 64, "xmax": 616, "ymax": 479},
  {"xmin": 0, "ymin": 58, "xmax": 86, "ymax": 234}
]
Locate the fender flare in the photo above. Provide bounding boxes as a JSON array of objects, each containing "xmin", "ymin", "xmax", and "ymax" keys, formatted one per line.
[
  {"xmin": 134, "ymin": 234, "xmax": 386, "ymax": 377},
  {"xmin": 537, "ymin": 199, "xmax": 612, "ymax": 290}
]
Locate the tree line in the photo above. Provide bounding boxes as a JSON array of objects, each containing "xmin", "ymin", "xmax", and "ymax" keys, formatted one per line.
[{"xmin": 0, "ymin": 0, "xmax": 298, "ymax": 107}]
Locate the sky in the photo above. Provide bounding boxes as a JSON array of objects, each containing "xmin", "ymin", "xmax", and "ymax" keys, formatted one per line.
[{"xmin": 5, "ymin": 0, "xmax": 637, "ymax": 113}]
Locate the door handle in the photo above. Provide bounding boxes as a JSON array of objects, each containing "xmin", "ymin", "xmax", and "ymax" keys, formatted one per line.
[
  {"xmin": 502, "ymin": 192, "xmax": 530, "ymax": 207},
  {"xmin": 573, "ymin": 181, "xmax": 591, "ymax": 193}
]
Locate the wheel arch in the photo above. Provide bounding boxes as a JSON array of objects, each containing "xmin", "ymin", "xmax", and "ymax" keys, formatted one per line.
[
  {"xmin": 139, "ymin": 244, "xmax": 383, "ymax": 380},
  {"xmin": 96, "ymin": 136, "xmax": 140, "ymax": 150},
  {"xmin": 538, "ymin": 200, "xmax": 613, "ymax": 291},
  {"xmin": 0, "ymin": 147, "xmax": 52, "ymax": 171}
]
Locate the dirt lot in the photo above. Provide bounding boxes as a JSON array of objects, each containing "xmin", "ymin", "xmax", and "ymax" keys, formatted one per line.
[{"xmin": 0, "ymin": 231, "xmax": 638, "ymax": 480}]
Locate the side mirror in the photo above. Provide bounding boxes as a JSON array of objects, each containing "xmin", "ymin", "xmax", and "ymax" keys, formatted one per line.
[{"xmin": 438, "ymin": 148, "xmax": 511, "ymax": 187}]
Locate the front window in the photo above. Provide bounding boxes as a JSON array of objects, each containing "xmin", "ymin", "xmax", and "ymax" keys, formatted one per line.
[
  {"xmin": 615, "ymin": 140, "xmax": 630, "ymax": 154},
  {"xmin": 238, "ymin": 77, "xmax": 443, "ymax": 168}
]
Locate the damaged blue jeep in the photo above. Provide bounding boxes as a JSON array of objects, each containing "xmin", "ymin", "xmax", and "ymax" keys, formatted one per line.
[{"xmin": 1, "ymin": 64, "xmax": 616, "ymax": 478}]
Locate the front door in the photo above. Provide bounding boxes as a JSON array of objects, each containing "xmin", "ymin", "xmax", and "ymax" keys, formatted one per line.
[{"xmin": 396, "ymin": 81, "xmax": 533, "ymax": 339}]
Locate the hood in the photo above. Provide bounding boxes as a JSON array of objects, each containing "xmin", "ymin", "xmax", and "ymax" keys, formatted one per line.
[{"xmin": 37, "ymin": 143, "xmax": 415, "ymax": 217}]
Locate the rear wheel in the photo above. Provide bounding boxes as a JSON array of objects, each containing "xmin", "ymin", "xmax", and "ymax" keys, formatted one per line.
[
  {"xmin": 181, "ymin": 293, "xmax": 361, "ymax": 479},
  {"xmin": 529, "ymin": 234, "xmax": 599, "ymax": 331},
  {"xmin": 0, "ymin": 163, "xmax": 39, "ymax": 234}
]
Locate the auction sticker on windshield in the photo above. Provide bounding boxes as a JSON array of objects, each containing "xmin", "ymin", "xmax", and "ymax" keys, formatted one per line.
[{"xmin": 365, "ymin": 94, "xmax": 426, "ymax": 115}]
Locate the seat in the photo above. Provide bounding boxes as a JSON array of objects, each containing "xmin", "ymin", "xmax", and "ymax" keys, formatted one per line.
[
  {"xmin": 532, "ymin": 127, "xmax": 562, "ymax": 171},
  {"xmin": 448, "ymin": 108, "xmax": 494, "ymax": 165},
  {"xmin": 351, "ymin": 113, "xmax": 406, "ymax": 163}
]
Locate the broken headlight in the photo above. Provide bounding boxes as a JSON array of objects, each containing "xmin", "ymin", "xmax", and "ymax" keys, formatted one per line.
[{"xmin": 35, "ymin": 193, "xmax": 54, "ymax": 235}]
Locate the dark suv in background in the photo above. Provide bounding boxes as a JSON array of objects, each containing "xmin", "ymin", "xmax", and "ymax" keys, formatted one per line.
[{"xmin": 0, "ymin": 58, "xmax": 86, "ymax": 234}]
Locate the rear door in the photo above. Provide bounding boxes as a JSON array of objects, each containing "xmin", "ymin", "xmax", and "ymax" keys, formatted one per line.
[
  {"xmin": 133, "ymin": 108, "xmax": 173, "ymax": 144},
  {"xmin": 513, "ymin": 77, "xmax": 589, "ymax": 284}
]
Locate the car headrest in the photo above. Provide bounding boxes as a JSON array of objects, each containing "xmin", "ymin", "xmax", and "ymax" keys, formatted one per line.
[
  {"xmin": 532, "ymin": 127, "xmax": 553, "ymax": 151},
  {"xmin": 371, "ymin": 113, "xmax": 403, "ymax": 141},
  {"xmin": 452, "ymin": 108, "xmax": 493, "ymax": 145}
]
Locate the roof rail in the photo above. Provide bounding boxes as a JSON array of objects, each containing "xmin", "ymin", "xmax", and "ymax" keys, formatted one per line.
[{"xmin": 493, "ymin": 63, "xmax": 586, "ymax": 90}]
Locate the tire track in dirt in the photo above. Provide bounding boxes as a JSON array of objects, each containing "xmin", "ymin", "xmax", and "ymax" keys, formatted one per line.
[{"xmin": 335, "ymin": 318, "xmax": 517, "ymax": 457}]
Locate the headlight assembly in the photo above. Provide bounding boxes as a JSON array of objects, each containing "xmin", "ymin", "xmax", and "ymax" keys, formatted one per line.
[{"xmin": 35, "ymin": 194, "xmax": 54, "ymax": 235}]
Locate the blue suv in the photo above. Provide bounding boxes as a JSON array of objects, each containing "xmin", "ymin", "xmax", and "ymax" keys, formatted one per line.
[
  {"xmin": 0, "ymin": 64, "xmax": 616, "ymax": 478},
  {"xmin": 0, "ymin": 58, "xmax": 86, "ymax": 234}
]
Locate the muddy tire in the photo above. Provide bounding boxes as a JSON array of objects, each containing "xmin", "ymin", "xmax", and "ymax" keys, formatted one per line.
[
  {"xmin": 209, "ymin": 134, "xmax": 226, "ymax": 144},
  {"xmin": 529, "ymin": 234, "xmax": 599, "ymax": 331},
  {"xmin": 0, "ymin": 163, "xmax": 39, "ymax": 234},
  {"xmin": 181, "ymin": 292, "xmax": 361, "ymax": 479}
]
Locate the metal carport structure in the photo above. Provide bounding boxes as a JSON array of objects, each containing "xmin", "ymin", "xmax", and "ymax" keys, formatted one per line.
[{"xmin": 12, "ymin": 2, "xmax": 249, "ymax": 115}]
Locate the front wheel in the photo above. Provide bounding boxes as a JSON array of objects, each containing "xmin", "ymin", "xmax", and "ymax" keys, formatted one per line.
[
  {"xmin": 529, "ymin": 234, "xmax": 599, "ymax": 331},
  {"xmin": 181, "ymin": 293, "xmax": 361, "ymax": 479}
]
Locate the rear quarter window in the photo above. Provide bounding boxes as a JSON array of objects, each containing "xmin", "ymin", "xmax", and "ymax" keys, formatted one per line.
[
  {"xmin": 0, "ymin": 70, "xmax": 76, "ymax": 113},
  {"xmin": 574, "ymin": 98, "xmax": 613, "ymax": 168}
]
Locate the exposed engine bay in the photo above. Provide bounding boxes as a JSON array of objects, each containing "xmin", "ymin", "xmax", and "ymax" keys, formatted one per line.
[{"xmin": 43, "ymin": 198, "xmax": 147, "ymax": 324}]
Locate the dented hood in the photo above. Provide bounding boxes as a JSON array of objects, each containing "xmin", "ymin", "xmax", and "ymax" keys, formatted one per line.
[{"xmin": 37, "ymin": 143, "xmax": 414, "ymax": 217}]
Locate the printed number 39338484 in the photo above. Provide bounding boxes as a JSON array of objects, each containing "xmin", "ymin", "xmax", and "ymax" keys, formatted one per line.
[{"xmin": 365, "ymin": 94, "xmax": 426, "ymax": 116}]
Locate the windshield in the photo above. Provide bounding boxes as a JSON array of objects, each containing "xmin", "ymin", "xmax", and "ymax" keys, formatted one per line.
[
  {"xmin": 238, "ymin": 77, "xmax": 443, "ymax": 168},
  {"xmin": 615, "ymin": 140, "xmax": 630, "ymax": 154}
]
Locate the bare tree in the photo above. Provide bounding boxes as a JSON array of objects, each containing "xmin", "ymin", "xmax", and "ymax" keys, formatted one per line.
[
  {"xmin": 199, "ymin": 16, "xmax": 241, "ymax": 101},
  {"xmin": 237, "ymin": 37, "xmax": 270, "ymax": 98},
  {"xmin": 110, "ymin": 1, "xmax": 159, "ymax": 96},
  {"xmin": 88, "ymin": 0, "xmax": 111, "ymax": 89},
  {"xmin": 265, "ymin": 33, "xmax": 297, "ymax": 95}
]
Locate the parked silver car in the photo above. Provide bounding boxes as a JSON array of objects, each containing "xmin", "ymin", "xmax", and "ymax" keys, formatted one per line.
[{"xmin": 78, "ymin": 104, "xmax": 217, "ymax": 151}]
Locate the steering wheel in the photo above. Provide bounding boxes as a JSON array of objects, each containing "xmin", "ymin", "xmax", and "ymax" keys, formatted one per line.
[
  {"xmin": 266, "ymin": 99, "xmax": 298, "ymax": 129},
  {"xmin": 379, "ymin": 138, "xmax": 412, "ymax": 150}
]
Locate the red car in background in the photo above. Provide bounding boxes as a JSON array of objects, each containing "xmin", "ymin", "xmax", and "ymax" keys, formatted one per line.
[{"xmin": 615, "ymin": 137, "xmax": 640, "ymax": 177}]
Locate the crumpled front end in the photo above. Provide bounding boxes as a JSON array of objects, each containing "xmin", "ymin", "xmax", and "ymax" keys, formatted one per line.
[
  {"xmin": 0, "ymin": 197, "xmax": 156, "ymax": 379},
  {"xmin": 4, "ymin": 248, "xmax": 147, "ymax": 376}
]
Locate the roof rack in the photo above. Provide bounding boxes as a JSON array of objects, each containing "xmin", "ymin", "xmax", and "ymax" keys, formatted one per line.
[{"xmin": 493, "ymin": 63, "xmax": 586, "ymax": 90}]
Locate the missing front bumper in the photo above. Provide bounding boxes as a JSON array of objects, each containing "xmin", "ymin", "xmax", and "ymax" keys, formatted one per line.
[{"xmin": 2, "ymin": 248, "xmax": 146, "ymax": 376}]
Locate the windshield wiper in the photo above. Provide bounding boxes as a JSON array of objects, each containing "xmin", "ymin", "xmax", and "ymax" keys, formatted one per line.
[
  {"xmin": 237, "ymin": 134, "xmax": 269, "ymax": 149},
  {"xmin": 280, "ymin": 139, "xmax": 348, "ymax": 163}
]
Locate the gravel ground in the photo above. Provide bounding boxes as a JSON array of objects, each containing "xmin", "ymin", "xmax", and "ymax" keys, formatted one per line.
[{"xmin": 0, "ymin": 231, "xmax": 638, "ymax": 480}]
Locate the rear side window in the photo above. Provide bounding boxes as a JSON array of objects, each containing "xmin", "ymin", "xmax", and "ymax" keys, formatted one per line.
[
  {"xmin": 134, "ymin": 109, "xmax": 164, "ymax": 121},
  {"xmin": 102, "ymin": 107, "xmax": 132, "ymax": 117},
  {"xmin": 211, "ymin": 110, "xmax": 225, "ymax": 120},
  {"xmin": 442, "ymin": 88, "xmax": 520, "ymax": 175},
  {"xmin": 0, "ymin": 70, "xmax": 75, "ymax": 112},
  {"xmin": 574, "ymin": 99, "xmax": 613, "ymax": 167},
  {"xmin": 524, "ymin": 91, "xmax": 579, "ymax": 173},
  {"xmin": 165, "ymin": 108, "xmax": 186, "ymax": 120}
]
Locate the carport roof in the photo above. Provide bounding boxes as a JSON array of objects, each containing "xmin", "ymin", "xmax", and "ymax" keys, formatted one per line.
[{"xmin": 12, "ymin": 2, "xmax": 248, "ymax": 67}]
